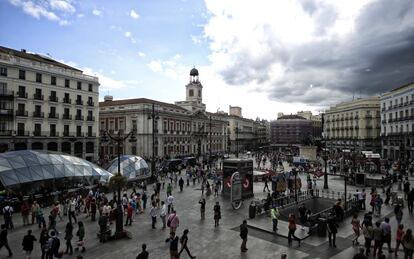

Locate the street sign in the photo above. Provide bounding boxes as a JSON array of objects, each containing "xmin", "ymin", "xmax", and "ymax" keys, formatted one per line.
[{"xmin": 231, "ymin": 172, "xmax": 242, "ymax": 209}]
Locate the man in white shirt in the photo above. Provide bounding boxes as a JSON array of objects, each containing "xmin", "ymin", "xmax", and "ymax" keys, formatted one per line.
[
  {"xmin": 167, "ymin": 195, "xmax": 175, "ymax": 214},
  {"xmin": 160, "ymin": 201, "xmax": 167, "ymax": 229},
  {"xmin": 150, "ymin": 203, "xmax": 158, "ymax": 229},
  {"xmin": 68, "ymin": 198, "xmax": 77, "ymax": 224}
]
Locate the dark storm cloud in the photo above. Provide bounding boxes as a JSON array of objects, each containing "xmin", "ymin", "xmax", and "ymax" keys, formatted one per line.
[{"xmin": 217, "ymin": 0, "xmax": 414, "ymax": 106}]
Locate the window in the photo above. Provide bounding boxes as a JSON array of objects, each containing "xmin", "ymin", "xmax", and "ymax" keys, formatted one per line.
[
  {"xmin": 50, "ymin": 124, "xmax": 56, "ymax": 136},
  {"xmin": 189, "ymin": 89, "xmax": 194, "ymax": 97},
  {"xmin": 19, "ymin": 70, "xmax": 26, "ymax": 80},
  {"xmin": 50, "ymin": 90, "xmax": 57, "ymax": 102},
  {"xmin": 18, "ymin": 103, "xmax": 25, "ymax": 112},
  {"xmin": 36, "ymin": 73, "xmax": 42, "ymax": 83},
  {"xmin": 88, "ymin": 126, "xmax": 92, "ymax": 137},
  {"xmin": 50, "ymin": 106, "xmax": 56, "ymax": 114},
  {"xmin": 88, "ymin": 97, "xmax": 93, "ymax": 106},
  {"xmin": 88, "ymin": 110, "xmax": 93, "ymax": 120},
  {"xmin": 64, "ymin": 93, "xmax": 70, "ymax": 103},
  {"xmin": 51, "ymin": 76, "xmax": 56, "ymax": 85},
  {"xmin": 17, "ymin": 123, "xmax": 25, "ymax": 135},
  {"xmin": 76, "ymin": 126, "xmax": 82, "ymax": 137},
  {"xmin": 65, "ymin": 79, "xmax": 70, "ymax": 88},
  {"xmin": 34, "ymin": 88, "xmax": 42, "ymax": 100},
  {"xmin": 34, "ymin": 124, "xmax": 41, "ymax": 135},
  {"xmin": 77, "ymin": 81, "xmax": 82, "ymax": 90},
  {"xmin": 76, "ymin": 95, "xmax": 82, "ymax": 105},
  {"xmin": 34, "ymin": 105, "xmax": 41, "ymax": 115},
  {"xmin": 88, "ymin": 84, "xmax": 93, "ymax": 92},
  {"xmin": 64, "ymin": 125, "xmax": 69, "ymax": 136},
  {"xmin": 0, "ymin": 67, "xmax": 7, "ymax": 76},
  {"xmin": 198, "ymin": 89, "xmax": 201, "ymax": 97},
  {"xmin": 132, "ymin": 120, "xmax": 137, "ymax": 132}
]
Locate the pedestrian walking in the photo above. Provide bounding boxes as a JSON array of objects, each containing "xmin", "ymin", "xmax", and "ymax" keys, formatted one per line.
[
  {"xmin": 373, "ymin": 221, "xmax": 383, "ymax": 257},
  {"xmin": 21, "ymin": 201, "xmax": 30, "ymax": 226},
  {"xmin": 150, "ymin": 202, "xmax": 158, "ymax": 229},
  {"xmin": 36, "ymin": 205, "xmax": 46, "ymax": 229},
  {"xmin": 287, "ymin": 214, "xmax": 301, "ymax": 247},
  {"xmin": 90, "ymin": 198, "xmax": 97, "ymax": 222},
  {"xmin": 199, "ymin": 198, "xmax": 206, "ymax": 220},
  {"xmin": 179, "ymin": 229, "xmax": 196, "ymax": 258},
  {"xmin": 167, "ymin": 194, "xmax": 175, "ymax": 214},
  {"xmin": 395, "ymin": 224, "xmax": 404, "ymax": 257},
  {"xmin": 75, "ymin": 221, "xmax": 85, "ymax": 253},
  {"xmin": 142, "ymin": 191, "xmax": 148, "ymax": 210},
  {"xmin": 263, "ymin": 176, "xmax": 270, "ymax": 192},
  {"xmin": 351, "ymin": 213, "xmax": 361, "ymax": 246},
  {"xmin": 179, "ymin": 177, "xmax": 184, "ymax": 192},
  {"xmin": 22, "ymin": 229, "xmax": 36, "ymax": 259},
  {"xmin": 402, "ymin": 228, "xmax": 414, "ymax": 259},
  {"xmin": 68, "ymin": 198, "xmax": 77, "ymax": 224},
  {"xmin": 353, "ymin": 248, "xmax": 368, "ymax": 259},
  {"xmin": 270, "ymin": 206, "xmax": 279, "ymax": 232},
  {"xmin": 408, "ymin": 188, "xmax": 414, "ymax": 215},
  {"xmin": 327, "ymin": 215, "xmax": 338, "ymax": 247},
  {"xmin": 47, "ymin": 230, "xmax": 62, "ymax": 259},
  {"xmin": 362, "ymin": 220, "xmax": 373, "ymax": 256},
  {"xmin": 125, "ymin": 202, "xmax": 133, "ymax": 226},
  {"xmin": 213, "ymin": 202, "xmax": 221, "ymax": 227},
  {"xmin": 240, "ymin": 220, "xmax": 248, "ymax": 252},
  {"xmin": 136, "ymin": 243, "xmax": 149, "ymax": 259},
  {"xmin": 2, "ymin": 204, "xmax": 14, "ymax": 230},
  {"xmin": 39, "ymin": 228, "xmax": 49, "ymax": 259},
  {"xmin": 167, "ymin": 210, "xmax": 179, "ymax": 233},
  {"xmin": 380, "ymin": 217, "xmax": 393, "ymax": 253},
  {"xmin": 404, "ymin": 178, "xmax": 410, "ymax": 200},
  {"xmin": 166, "ymin": 231, "xmax": 180, "ymax": 259},
  {"xmin": 0, "ymin": 224, "xmax": 12, "ymax": 257},
  {"xmin": 395, "ymin": 204, "xmax": 404, "ymax": 225},
  {"xmin": 167, "ymin": 184, "xmax": 173, "ymax": 197},
  {"xmin": 298, "ymin": 204, "xmax": 308, "ymax": 230},
  {"xmin": 64, "ymin": 222, "xmax": 73, "ymax": 255},
  {"xmin": 160, "ymin": 201, "xmax": 167, "ymax": 229}
]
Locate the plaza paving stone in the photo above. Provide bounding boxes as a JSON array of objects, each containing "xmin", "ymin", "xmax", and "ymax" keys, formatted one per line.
[{"xmin": 0, "ymin": 156, "xmax": 412, "ymax": 259}]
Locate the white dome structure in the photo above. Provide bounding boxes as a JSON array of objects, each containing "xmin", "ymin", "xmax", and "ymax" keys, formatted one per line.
[{"xmin": 106, "ymin": 155, "xmax": 150, "ymax": 181}]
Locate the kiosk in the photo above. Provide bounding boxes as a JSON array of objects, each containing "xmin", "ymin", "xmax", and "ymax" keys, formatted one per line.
[{"xmin": 222, "ymin": 159, "xmax": 254, "ymax": 199}]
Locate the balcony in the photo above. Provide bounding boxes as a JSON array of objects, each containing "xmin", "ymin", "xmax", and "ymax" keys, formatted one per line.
[
  {"xmin": 404, "ymin": 102, "xmax": 409, "ymax": 106},
  {"xmin": 62, "ymin": 114, "xmax": 72, "ymax": 120},
  {"xmin": 16, "ymin": 92, "xmax": 28, "ymax": 98},
  {"xmin": 49, "ymin": 96, "xmax": 58, "ymax": 102},
  {"xmin": 48, "ymin": 113, "xmax": 59, "ymax": 119},
  {"xmin": 16, "ymin": 130, "xmax": 30, "ymax": 136},
  {"xmin": 75, "ymin": 115, "xmax": 84, "ymax": 121},
  {"xmin": 33, "ymin": 131, "xmax": 47, "ymax": 137},
  {"xmin": 33, "ymin": 94, "xmax": 44, "ymax": 100},
  {"xmin": 33, "ymin": 111, "xmax": 44, "ymax": 118},
  {"xmin": 62, "ymin": 131, "xmax": 75, "ymax": 137},
  {"xmin": 86, "ymin": 132, "xmax": 96, "ymax": 137},
  {"xmin": 87, "ymin": 100, "xmax": 94, "ymax": 106},
  {"xmin": 0, "ymin": 130, "xmax": 13, "ymax": 136},
  {"xmin": 63, "ymin": 98, "xmax": 72, "ymax": 104},
  {"xmin": 49, "ymin": 132, "xmax": 59, "ymax": 137},
  {"xmin": 16, "ymin": 110, "xmax": 28, "ymax": 116},
  {"xmin": 76, "ymin": 132, "xmax": 84, "ymax": 137},
  {"xmin": 75, "ymin": 99, "xmax": 83, "ymax": 105},
  {"xmin": 86, "ymin": 116, "xmax": 95, "ymax": 121},
  {"xmin": 0, "ymin": 109, "xmax": 13, "ymax": 117},
  {"xmin": 0, "ymin": 90, "xmax": 14, "ymax": 99}
]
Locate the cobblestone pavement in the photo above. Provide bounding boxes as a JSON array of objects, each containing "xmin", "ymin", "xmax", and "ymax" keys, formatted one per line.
[{"xmin": 0, "ymin": 155, "xmax": 413, "ymax": 259}]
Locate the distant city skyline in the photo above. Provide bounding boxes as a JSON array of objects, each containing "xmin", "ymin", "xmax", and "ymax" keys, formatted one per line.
[{"xmin": 1, "ymin": 0, "xmax": 413, "ymax": 120}]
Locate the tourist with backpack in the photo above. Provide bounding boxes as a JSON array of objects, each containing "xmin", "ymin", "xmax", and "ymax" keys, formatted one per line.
[
  {"xmin": 22, "ymin": 229, "xmax": 36, "ymax": 259},
  {"xmin": 179, "ymin": 229, "xmax": 196, "ymax": 258},
  {"xmin": 47, "ymin": 230, "xmax": 61, "ymax": 259},
  {"xmin": 166, "ymin": 231, "xmax": 180, "ymax": 259},
  {"xmin": 2, "ymin": 204, "xmax": 14, "ymax": 230},
  {"xmin": 39, "ymin": 228, "xmax": 49, "ymax": 259}
]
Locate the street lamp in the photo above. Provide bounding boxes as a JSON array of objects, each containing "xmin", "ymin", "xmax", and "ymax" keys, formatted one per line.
[
  {"xmin": 147, "ymin": 103, "xmax": 159, "ymax": 180},
  {"xmin": 101, "ymin": 129, "xmax": 137, "ymax": 239},
  {"xmin": 235, "ymin": 123, "xmax": 240, "ymax": 158},
  {"xmin": 322, "ymin": 113, "xmax": 329, "ymax": 189}
]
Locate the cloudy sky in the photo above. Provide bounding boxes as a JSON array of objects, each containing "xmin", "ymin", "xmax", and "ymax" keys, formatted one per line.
[{"xmin": 1, "ymin": 0, "xmax": 413, "ymax": 120}]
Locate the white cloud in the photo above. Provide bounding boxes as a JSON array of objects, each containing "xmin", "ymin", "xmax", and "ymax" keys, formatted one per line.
[
  {"xmin": 49, "ymin": 0, "xmax": 75, "ymax": 13},
  {"xmin": 147, "ymin": 60, "xmax": 163, "ymax": 73},
  {"xmin": 173, "ymin": 54, "xmax": 181, "ymax": 60},
  {"xmin": 77, "ymin": 13, "xmax": 84, "ymax": 18},
  {"xmin": 190, "ymin": 35, "xmax": 202, "ymax": 44},
  {"xmin": 130, "ymin": 9, "xmax": 139, "ymax": 19},
  {"xmin": 138, "ymin": 52, "xmax": 146, "ymax": 57},
  {"xmin": 58, "ymin": 20, "xmax": 70, "ymax": 26},
  {"xmin": 92, "ymin": 9, "xmax": 102, "ymax": 16},
  {"xmin": 124, "ymin": 31, "xmax": 136, "ymax": 44}
]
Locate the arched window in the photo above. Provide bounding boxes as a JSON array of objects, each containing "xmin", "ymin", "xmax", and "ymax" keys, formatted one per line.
[{"xmin": 189, "ymin": 89, "xmax": 194, "ymax": 97}]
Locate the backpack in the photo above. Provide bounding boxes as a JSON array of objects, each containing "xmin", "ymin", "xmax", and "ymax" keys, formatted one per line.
[
  {"xmin": 51, "ymin": 237, "xmax": 60, "ymax": 252},
  {"xmin": 3, "ymin": 207, "xmax": 11, "ymax": 218}
]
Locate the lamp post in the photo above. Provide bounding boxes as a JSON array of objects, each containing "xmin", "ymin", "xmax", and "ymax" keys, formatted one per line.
[
  {"xmin": 235, "ymin": 123, "xmax": 240, "ymax": 158},
  {"xmin": 147, "ymin": 103, "xmax": 159, "ymax": 180},
  {"xmin": 322, "ymin": 113, "xmax": 329, "ymax": 189},
  {"xmin": 101, "ymin": 129, "xmax": 137, "ymax": 239}
]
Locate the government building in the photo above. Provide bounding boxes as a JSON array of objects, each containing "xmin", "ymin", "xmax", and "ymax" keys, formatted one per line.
[
  {"xmin": 99, "ymin": 68, "xmax": 228, "ymax": 159},
  {"xmin": 0, "ymin": 46, "xmax": 100, "ymax": 161}
]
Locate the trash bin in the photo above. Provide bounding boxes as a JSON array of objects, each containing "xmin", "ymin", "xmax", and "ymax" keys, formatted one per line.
[
  {"xmin": 249, "ymin": 202, "xmax": 256, "ymax": 219},
  {"xmin": 317, "ymin": 218, "xmax": 327, "ymax": 237}
]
